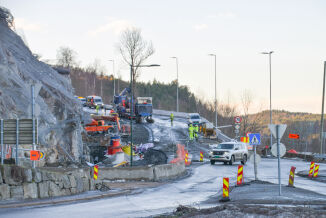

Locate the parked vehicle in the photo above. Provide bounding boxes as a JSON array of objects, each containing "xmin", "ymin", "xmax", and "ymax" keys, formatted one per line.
[
  {"xmin": 188, "ymin": 113, "xmax": 201, "ymax": 124},
  {"xmin": 86, "ymin": 96, "xmax": 104, "ymax": 109},
  {"xmin": 78, "ymin": 97, "xmax": 86, "ymax": 107},
  {"xmin": 209, "ymin": 142, "xmax": 248, "ymax": 165}
]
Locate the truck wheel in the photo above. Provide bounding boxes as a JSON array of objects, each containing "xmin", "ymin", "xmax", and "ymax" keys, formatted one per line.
[
  {"xmin": 241, "ymin": 155, "xmax": 247, "ymax": 165},
  {"xmin": 210, "ymin": 160, "xmax": 215, "ymax": 165},
  {"xmin": 223, "ymin": 162, "xmax": 227, "ymax": 165},
  {"xmin": 229, "ymin": 156, "xmax": 234, "ymax": 165}
]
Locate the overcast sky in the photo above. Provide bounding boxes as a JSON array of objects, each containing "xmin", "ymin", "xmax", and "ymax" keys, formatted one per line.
[{"xmin": 2, "ymin": 0, "xmax": 326, "ymax": 114}]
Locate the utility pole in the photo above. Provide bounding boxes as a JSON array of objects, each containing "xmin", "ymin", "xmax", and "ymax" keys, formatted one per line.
[{"xmin": 320, "ymin": 61, "xmax": 326, "ymax": 154}]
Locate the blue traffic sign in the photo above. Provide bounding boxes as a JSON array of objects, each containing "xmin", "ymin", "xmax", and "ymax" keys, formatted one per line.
[{"xmin": 248, "ymin": 133, "xmax": 261, "ymax": 145}]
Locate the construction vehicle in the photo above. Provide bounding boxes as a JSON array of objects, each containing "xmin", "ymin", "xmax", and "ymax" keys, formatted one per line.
[
  {"xmin": 84, "ymin": 119, "xmax": 114, "ymax": 134},
  {"xmin": 114, "ymin": 88, "xmax": 154, "ymax": 123}
]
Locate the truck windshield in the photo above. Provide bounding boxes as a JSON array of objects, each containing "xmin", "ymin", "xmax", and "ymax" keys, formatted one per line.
[
  {"xmin": 191, "ymin": 115, "xmax": 200, "ymax": 119},
  {"xmin": 217, "ymin": 144, "xmax": 234, "ymax": 149},
  {"xmin": 95, "ymin": 99, "xmax": 102, "ymax": 103}
]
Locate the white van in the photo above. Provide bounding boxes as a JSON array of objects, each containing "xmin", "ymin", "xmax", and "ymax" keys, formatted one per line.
[
  {"xmin": 188, "ymin": 113, "xmax": 201, "ymax": 124},
  {"xmin": 86, "ymin": 96, "xmax": 104, "ymax": 109}
]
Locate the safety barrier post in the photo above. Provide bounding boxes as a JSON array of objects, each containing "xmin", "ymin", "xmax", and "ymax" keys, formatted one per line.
[
  {"xmin": 93, "ymin": 165, "xmax": 99, "ymax": 180},
  {"xmin": 199, "ymin": 151, "xmax": 203, "ymax": 162},
  {"xmin": 185, "ymin": 152, "xmax": 188, "ymax": 165},
  {"xmin": 313, "ymin": 164, "xmax": 319, "ymax": 178},
  {"xmin": 237, "ymin": 165, "xmax": 244, "ymax": 186},
  {"xmin": 288, "ymin": 166, "xmax": 296, "ymax": 187},
  {"xmin": 308, "ymin": 162, "xmax": 315, "ymax": 178},
  {"xmin": 220, "ymin": 177, "xmax": 230, "ymax": 202}
]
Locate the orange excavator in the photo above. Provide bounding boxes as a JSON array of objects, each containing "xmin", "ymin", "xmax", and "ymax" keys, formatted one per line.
[{"xmin": 84, "ymin": 119, "xmax": 114, "ymax": 134}]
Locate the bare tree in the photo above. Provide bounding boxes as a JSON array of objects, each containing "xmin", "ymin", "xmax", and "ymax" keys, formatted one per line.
[
  {"xmin": 118, "ymin": 28, "xmax": 155, "ymax": 83},
  {"xmin": 56, "ymin": 46, "xmax": 77, "ymax": 68}
]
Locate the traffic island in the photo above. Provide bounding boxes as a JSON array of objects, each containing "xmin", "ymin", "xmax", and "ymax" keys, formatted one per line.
[
  {"xmin": 159, "ymin": 180, "xmax": 326, "ymax": 217},
  {"xmin": 297, "ymin": 169, "xmax": 326, "ymax": 183}
]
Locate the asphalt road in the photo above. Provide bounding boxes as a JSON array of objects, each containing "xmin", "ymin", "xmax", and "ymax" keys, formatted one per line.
[{"xmin": 1, "ymin": 111, "xmax": 325, "ymax": 218}]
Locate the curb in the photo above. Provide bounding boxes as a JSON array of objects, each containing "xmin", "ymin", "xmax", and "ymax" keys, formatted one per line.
[{"xmin": 0, "ymin": 190, "xmax": 131, "ymax": 209}]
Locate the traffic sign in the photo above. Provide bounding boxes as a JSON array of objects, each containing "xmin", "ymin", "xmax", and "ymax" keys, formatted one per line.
[
  {"xmin": 249, "ymin": 153, "xmax": 261, "ymax": 164},
  {"xmin": 30, "ymin": 150, "xmax": 44, "ymax": 161},
  {"xmin": 234, "ymin": 129, "xmax": 239, "ymax": 134},
  {"xmin": 248, "ymin": 133, "xmax": 261, "ymax": 145},
  {"xmin": 289, "ymin": 134, "xmax": 299, "ymax": 139},
  {"xmin": 271, "ymin": 143, "xmax": 286, "ymax": 157},
  {"xmin": 234, "ymin": 124, "xmax": 240, "ymax": 130},
  {"xmin": 268, "ymin": 124, "xmax": 287, "ymax": 139},
  {"xmin": 234, "ymin": 116, "xmax": 242, "ymax": 124}
]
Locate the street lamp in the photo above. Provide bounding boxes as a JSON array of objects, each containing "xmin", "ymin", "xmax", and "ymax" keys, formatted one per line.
[
  {"xmin": 261, "ymin": 51, "xmax": 274, "ymax": 149},
  {"xmin": 170, "ymin": 57, "xmax": 179, "ymax": 112},
  {"xmin": 129, "ymin": 63, "xmax": 160, "ymax": 166},
  {"xmin": 208, "ymin": 54, "xmax": 217, "ymax": 128},
  {"xmin": 108, "ymin": 60, "xmax": 115, "ymax": 96}
]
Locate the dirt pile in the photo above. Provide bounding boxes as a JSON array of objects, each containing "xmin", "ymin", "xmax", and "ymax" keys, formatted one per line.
[{"xmin": 0, "ymin": 7, "xmax": 90, "ymax": 165}]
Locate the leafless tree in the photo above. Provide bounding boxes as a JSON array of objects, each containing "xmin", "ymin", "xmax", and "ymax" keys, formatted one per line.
[
  {"xmin": 56, "ymin": 46, "xmax": 77, "ymax": 68},
  {"xmin": 118, "ymin": 28, "xmax": 155, "ymax": 83}
]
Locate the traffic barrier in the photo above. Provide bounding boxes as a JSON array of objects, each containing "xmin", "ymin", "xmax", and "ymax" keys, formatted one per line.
[
  {"xmin": 237, "ymin": 165, "xmax": 244, "ymax": 186},
  {"xmin": 308, "ymin": 161, "xmax": 315, "ymax": 178},
  {"xmin": 288, "ymin": 166, "xmax": 296, "ymax": 187},
  {"xmin": 221, "ymin": 177, "xmax": 230, "ymax": 202},
  {"xmin": 184, "ymin": 150, "xmax": 191, "ymax": 166},
  {"xmin": 93, "ymin": 165, "xmax": 99, "ymax": 180},
  {"xmin": 313, "ymin": 164, "xmax": 319, "ymax": 178},
  {"xmin": 199, "ymin": 151, "xmax": 203, "ymax": 162}
]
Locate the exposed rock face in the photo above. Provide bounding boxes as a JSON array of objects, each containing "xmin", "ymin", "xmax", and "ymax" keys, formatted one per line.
[{"xmin": 0, "ymin": 7, "xmax": 90, "ymax": 164}]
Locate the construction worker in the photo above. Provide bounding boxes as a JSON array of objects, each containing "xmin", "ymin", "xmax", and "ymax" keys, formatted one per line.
[
  {"xmin": 96, "ymin": 105, "xmax": 100, "ymax": 114},
  {"xmin": 188, "ymin": 123, "xmax": 194, "ymax": 141},
  {"xmin": 170, "ymin": 113, "xmax": 174, "ymax": 126},
  {"xmin": 194, "ymin": 124, "xmax": 199, "ymax": 141}
]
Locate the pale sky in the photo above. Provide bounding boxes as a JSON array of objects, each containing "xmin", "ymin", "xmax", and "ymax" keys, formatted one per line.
[{"xmin": 2, "ymin": 0, "xmax": 326, "ymax": 114}]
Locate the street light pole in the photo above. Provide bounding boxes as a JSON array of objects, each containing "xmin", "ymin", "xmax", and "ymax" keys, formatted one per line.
[
  {"xmin": 262, "ymin": 51, "xmax": 274, "ymax": 149},
  {"xmin": 109, "ymin": 60, "xmax": 115, "ymax": 96},
  {"xmin": 129, "ymin": 64, "xmax": 160, "ymax": 167},
  {"xmin": 209, "ymin": 54, "xmax": 217, "ymax": 128},
  {"xmin": 320, "ymin": 61, "xmax": 326, "ymax": 154},
  {"xmin": 171, "ymin": 57, "xmax": 179, "ymax": 112}
]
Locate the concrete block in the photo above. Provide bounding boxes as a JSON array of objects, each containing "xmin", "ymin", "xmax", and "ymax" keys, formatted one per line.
[
  {"xmin": 153, "ymin": 163, "xmax": 186, "ymax": 181},
  {"xmin": 62, "ymin": 175, "xmax": 71, "ymax": 189},
  {"xmin": 3, "ymin": 165, "xmax": 23, "ymax": 185},
  {"xmin": 23, "ymin": 183, "xmax": 38, "ymax": 199},
  {"xmin": 69, "ymin": 175, "xmax": 77, "ymax": 188},
  {"xmin": 0, "ymin": 184, "xmax": 10, "ymax": 200},
  {"xmin": 76, "ymin": 177, "xmax": 84, "ymax": 193},
  {"xmin": 38, "ymin": 181, "xmax": 49, "ymax": 198},
  {"xmin": 98, "ymin": 166, "xmax": 155, "ymax": 181},
  {"xmin": 82, "ymin": 177, "xmax": 89, "ymax": 192},
  {"xmin": 70, "ymin": 187, "xmax": 77, "ymax": 194},
  {"xmin": 10, "ymin": 185, "xmax": 23, "ymax": 199},
  {"xmin": 23, "ymin": 168, "xmax": 33, "ymax": 183},
  {"xmin": 49, "ymin": 181, "xmax": 61, "ymax": 197},
  {"xmin": 32, "ymin": 169, "xmax": 42, "ymax": 183}
]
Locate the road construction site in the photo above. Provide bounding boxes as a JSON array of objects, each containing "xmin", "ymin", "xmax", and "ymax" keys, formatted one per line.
[{"xmin": 1, "ymin": 110, "xmax": 326, "ymax": 217}]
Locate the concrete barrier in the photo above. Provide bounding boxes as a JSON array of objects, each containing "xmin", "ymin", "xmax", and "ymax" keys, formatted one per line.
[
  {"xmin": 98, "ymin": 163, "xmax": 186, "ymax": 182},
  {"xmin": 154, "ymin": 163, "xmax": 185, "ymax": 181}
]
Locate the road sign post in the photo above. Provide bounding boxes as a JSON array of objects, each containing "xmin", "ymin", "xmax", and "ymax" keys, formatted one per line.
[
  {"xmin": 269, "ymin": 124, "xmax": 287, "ymax": 196},
  {"xmin": 249, "ymin": 133, "xmax": 261, "ymax": 180}
]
